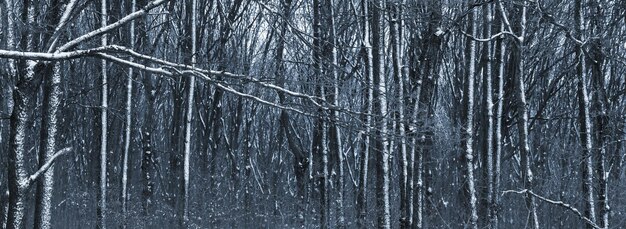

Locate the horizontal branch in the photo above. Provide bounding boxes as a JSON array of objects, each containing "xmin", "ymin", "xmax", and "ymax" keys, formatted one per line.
[
  {"xmin": 0, "ymin": 45, "xmax": 367, "ymax": 119},
  {"xmin": 503, "ymin": 189, "xmax": 601, "ymax": 229},
  {"xmin": 459, "ymin": 29, "xmax": 519, "ymax": 42}
]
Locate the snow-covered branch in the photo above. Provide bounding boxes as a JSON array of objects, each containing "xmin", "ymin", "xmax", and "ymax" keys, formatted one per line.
[
  {"xmin": 0, "ymin": 47, "xmax": 108, "ymax": 60},
  {"xmin": 0, "ymin": 44, "xmax": 366, "ymax": 119},
  {"xmin": 46, "ymin": 0, "xmax": 80, "ymax": 53},
  {"xmin": 459, "ymin": 30, "xmax": 518, "ymax": 42},
  {"xmin": 56, "ymin": 0, "xmax": 169, "ymax": 52},
  {"xmin": 28, "ymin": 147, "xmax": 73, "ymax": 186},
  {"xmin": 503, "ymin": 189, "xmax": 601, "ymax": 229},
  {"xmin": 101, "ymin": 45, "xmax": 329, "ymax": 107}
]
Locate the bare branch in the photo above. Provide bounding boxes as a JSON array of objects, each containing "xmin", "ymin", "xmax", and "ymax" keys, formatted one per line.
[
  {"xmin": 47, "ymin": 0, "xmax": 80, "ymax": 53},
  {"xmin": 56, "ymin": 0, "xmax": 169, "ymax": 52},
  {"xmin": 0, "ymin": 47, "xmax": 108, "ymax": 60},
  {"xmin": 459, "ymin": 30, "xmax": 518, "ymax": 42},
  {"xmin": 503, "ymin": 189, "xmax": 601, "ymax": 229},
  {"xmin": 0, "ymin": 45, "xmax": 367, "ymax": 118},
  {"xmin": 28, "ymin": 147, "xmax": 73, "ymax": 186}
]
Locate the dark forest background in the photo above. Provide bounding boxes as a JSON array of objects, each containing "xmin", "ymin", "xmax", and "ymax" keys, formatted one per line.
[{"xmin": 0, "ymin": 0, "xmax": 625, "ymax": 228}]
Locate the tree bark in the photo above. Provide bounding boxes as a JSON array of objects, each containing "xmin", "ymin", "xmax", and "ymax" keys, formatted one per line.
[
  {"xmin": 356, "ymin": 0, "xmax": 374, "ymax": 227},
  {"xmin": 389, "ymin": 1, "xmax": 408, "ymax": 227},
  {"xmin": 463, "ymin": 4, "xmax": 478, "ymax": 229},
  {"xmin": 33, "ymin": 63, "xmax": 62, "ymax": 229},
  {"xmin": 574, "ymin": 0, "xmax": 597, "ymax": 227},
  {"xmin": 33, "ymin": 0, "xmax": 66, "ymax": 227},
  {"xmin": 371, "ymin": 0, "xmax": 391, "ymax": 227},
  {"xmin": 7, "ymin": 61, "xmax": 39, "ymax": 229},
  {"xmin": 493, "ymin": 5, "xmax": 507, "ymax": 228},
  {"xmin": 589, "ymin": 0, "xmax": 609, "ymax": 227},
  {"xmin": 181, "ymin": 0, "xmax": 197, "ymax": 226},
  {"xmin": 120, "ymin": 0, "xmax": 136, "ymax": 227},
  {"xmin": 510, "ymin": 3, "xmax": 539, "ymax": 228},
  {"xmin": 482, "ymin": 3, "xmax": 495, "ymax": 228},
  {"xmin": 97, "ymin": 0, "xmax": 108, "ymax": 227}
]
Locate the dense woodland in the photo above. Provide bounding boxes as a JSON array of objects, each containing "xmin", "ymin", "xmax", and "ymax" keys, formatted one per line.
[{"xmin": 0, "ymin": 0, "xmax": 625, "ymax": 228}]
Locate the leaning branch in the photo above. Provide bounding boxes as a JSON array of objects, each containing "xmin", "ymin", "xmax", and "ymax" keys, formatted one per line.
[
  {"xmin": 56, "ymin": 0, "xmax": 169, "ymax": 52},
  {"xmin": 28, "ymin": 147, "xmax": 73, "ymax": 186},
  {"xmin": 47, "ymin": 0, "xmax": 80, "ymax": 53},
  {"xmin": 503, "ymin": 189, "xmax": 601, "ymax": 229},
  {"xmin": 101, "ymin": 45, "xmax": 328, "ymax": 107}
]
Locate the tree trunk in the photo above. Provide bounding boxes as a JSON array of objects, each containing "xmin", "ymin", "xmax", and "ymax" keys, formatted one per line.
[
  {"xmin": 589, "ymin": 0, "xmax": 609, "ymax": 227},
  {"xmin": 120, "ymin": 0, "xmax": 136, "ymax": 227},
  {"xmin": 33, "ymin": 63, "xmax": 61, "ymax": 229},
  {"xmin": 323, "ymin": 1, "xmax": 344, "ymax": 227},
  {"xmin": 389, "ymin": 1, "xmax": 408, "ymax": 227},
  {"xmin": 371, "ymin": 0, "xmax": 391, "ymax": 227},
  {"xmin": 97, "ymin": 0, "xmax": 108, "ymax": 227},
  {"xmin": 575, "ymin": 0, "xmax": 597, "ymax": 227},
  {"xmin": 312, "ymin": 0, "xmax": 329, "ymax": 227},
  {"xmin": 7, "ymin": 6, "xmax": 40, "ymax": 226},
  {"xmin": 463, "ymin": 5, "xmax": 478, "ymax": 229},
  {"xmin": 181, "ymin": 0, "xmax": 197, "ymax": 226},
  {"xmin": 356, "ymin": 0, "xmax": 374, "ymax": 227},
  {"xmin": 412, "ymin": 1, "xmax": 442, "ymax": 227},
  {"xmin": 7, "ymin": 62, "xmax": 39, "ymax": 229},
  {"xmin": 493, "ymin": 6, "xmax": 507, "ymax": 228},
  {"xmin": 33, "ymin": 0, "xmax": 66, "ymax": 227},
  {"xmin": 511, "ymin": 3, "xmax": 539, "ymax": 228},
  {"xmin": 482, "ymin": 3, "xmax": 495, "ymax": 228}
]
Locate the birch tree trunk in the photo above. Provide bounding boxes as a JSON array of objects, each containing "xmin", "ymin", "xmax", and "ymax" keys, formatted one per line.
[
  {"xmin": 589, "ymin": 0, "xmax": 609, "ymax": 227},
  {"xmin": 356, "ymin": 0, "xmax": 374, "ymax": 227},
  {"xmin": 409, "ymin": 38, "xmax": 423, "ymax": 227},
  {"xmin": 0, "ymin": 12, "xmax": 13, "ymax": 228},
  {"xmin": 371, "ymin": 0, "xmax": 391, "ymax": 227},
  {"xmin": 323, "ymin": 0, "xmax": 345, "ymax": 227},
  {"xmin": 574, "ymin": 0, "xmax": 597, "ymax": 227},
  {"xmin": 482, "ymin": 3, "xmax": 495, "ymax": 228},
  {"xmin": 181, "ymin": 0, "xmax": 197, "ymax": 226},
  {"xmin": 311, "ymin": 0, "xmax": 329, "ymax": 227},
  {"xmin": 7, "ymin": 62, "xmax": 38, "ymax": 229},
  {"xmin": 120, "ymin": 0, "xmax": 136, "ymax": 227},
  {"xmin": 463, "ymin": 4, "xmax": 478, "ymax": 229},
  {"xmin": 33, "ymin": 0, "xmax": 66, "ymax": 227},
  {"xmin": 7, "ymin": 1, "xmax": 36, "ymax": 228},
  {"xmin": 493, "ymin": 6, "xmax": 507, "ymax": 228},
  {"xmin": 98, "ymin": 0, "xmax": 108, "ymax": 227},
  {"xmin": 510, "ymin": 3, "xmax": 539, "ymax": 228},
  {"xmin": 7, "ymin": 5, "xmax": 39, "ymax": 227},
  {"xmin": 389, "ymin": 1, "xmax": 408, "ymax": 227},
  {"xmin": 33, "ymin": 63, "xmax": 61, "ymax": 229}
]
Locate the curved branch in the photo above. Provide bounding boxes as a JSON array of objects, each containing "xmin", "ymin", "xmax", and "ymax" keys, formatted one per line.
[{"xmin": 503, "ymin": 189, "xmax": 601, "ymax": 229}]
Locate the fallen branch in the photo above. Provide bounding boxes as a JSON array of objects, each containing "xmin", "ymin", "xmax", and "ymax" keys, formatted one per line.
[{"xmin": 503, "ymin": 189, "xmax": 601, "ymax": 229}]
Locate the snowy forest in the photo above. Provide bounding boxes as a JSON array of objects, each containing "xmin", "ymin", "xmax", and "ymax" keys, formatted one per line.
[{"xmin": 0, "ymin": 0, "xmax": 625, "ymax": 228}]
